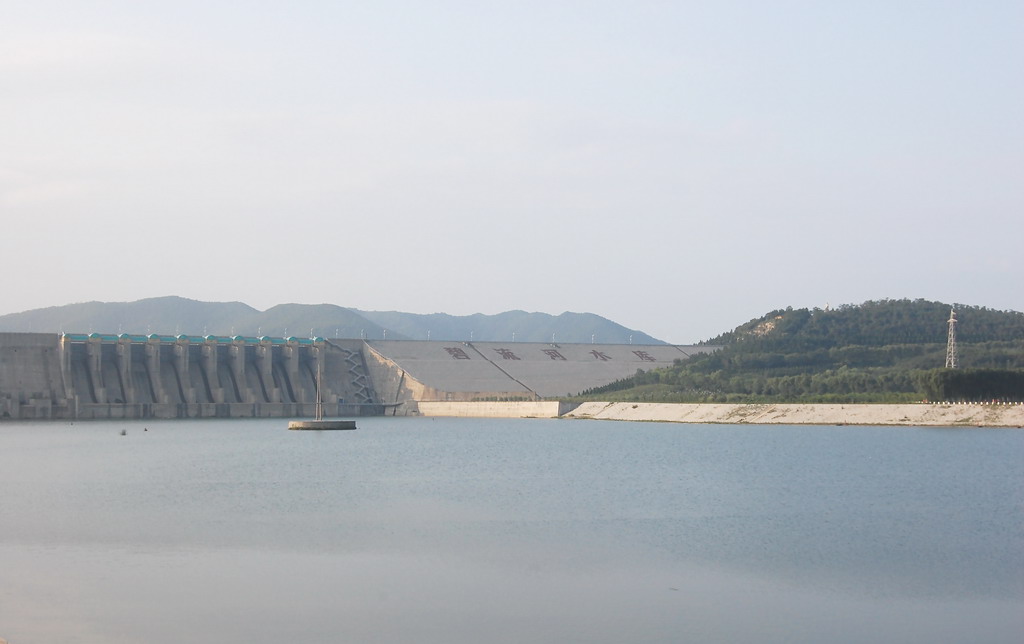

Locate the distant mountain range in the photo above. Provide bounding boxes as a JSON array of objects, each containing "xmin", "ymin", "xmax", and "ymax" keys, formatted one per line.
[{"xmin": 0, "ymin": 296, "xmax": 666, "ymax": 344}]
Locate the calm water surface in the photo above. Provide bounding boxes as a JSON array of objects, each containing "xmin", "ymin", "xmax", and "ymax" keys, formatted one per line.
[{"xmin": 1, "ymin": 417, "xmax": 1021, "ymax": 643}]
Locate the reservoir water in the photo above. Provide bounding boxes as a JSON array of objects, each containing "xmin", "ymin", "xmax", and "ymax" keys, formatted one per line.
[{"xmin": 1, "ymin": 417, "xmax": 1021, "ymax": 643}]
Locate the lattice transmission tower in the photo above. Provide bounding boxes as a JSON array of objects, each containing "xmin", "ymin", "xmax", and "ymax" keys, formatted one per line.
[{"xmin": 945, "ymin": 307, "xmax": 959, "ymax": 369}]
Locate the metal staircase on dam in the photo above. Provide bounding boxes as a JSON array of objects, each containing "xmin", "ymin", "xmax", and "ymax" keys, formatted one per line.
[{"xmin": 341, "ymin": 346, "xmax": 375, "ymax": 405}]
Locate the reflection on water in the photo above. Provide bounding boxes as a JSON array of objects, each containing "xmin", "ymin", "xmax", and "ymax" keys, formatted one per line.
[{"xmin": 1, "ymin": 418, "xmax": 1021, "ymax": 643}]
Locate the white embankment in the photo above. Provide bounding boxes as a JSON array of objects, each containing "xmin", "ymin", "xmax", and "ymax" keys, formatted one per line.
[
  {"xmin": 565, "ymin": 402, "xmax": 1024, "ymax": 427},
  {"xmin": 414, "ymin": 401, "xmax": 1024, "ymax": 427}
]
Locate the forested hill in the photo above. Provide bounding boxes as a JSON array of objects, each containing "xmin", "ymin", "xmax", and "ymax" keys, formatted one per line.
[
  {"xmin": 706, "ymin": 300, "xmax": 1024, "ymax": 350},
  {"xmin": 580, "ymin": 300, "xmax": 1024, "ymax": 403}
]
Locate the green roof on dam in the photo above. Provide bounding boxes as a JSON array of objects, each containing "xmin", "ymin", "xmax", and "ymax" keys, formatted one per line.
[{"xmin": 364, "ymin": 340, "xmax": 717, "ymax": 398}]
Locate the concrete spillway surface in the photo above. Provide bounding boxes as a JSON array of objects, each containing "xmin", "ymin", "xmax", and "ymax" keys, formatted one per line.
[
  {"xmin": 287, "ymin": 420, "xmax": 356, "ymax": 430},
  {"xmin": 364, "ymin": 340, "xmax": 716, "ymax": 398}
]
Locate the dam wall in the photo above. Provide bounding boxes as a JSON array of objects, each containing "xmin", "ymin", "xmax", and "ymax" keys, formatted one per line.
[
  {"xmin": 0, "ymin": 333, "xmax": 69, "ymax": 419},
  {"xmin": 0, "ymin": 334, "xmax": 720, "ymax": 421},
  {"xmin": 0, "ymin": 333, "xmax": 382, "ymax": 420}
]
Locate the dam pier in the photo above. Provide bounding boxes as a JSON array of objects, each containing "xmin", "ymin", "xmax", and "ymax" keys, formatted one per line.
[{"xmin": 1, "ymin": 333, "xmax": 380, "ymax": 420}]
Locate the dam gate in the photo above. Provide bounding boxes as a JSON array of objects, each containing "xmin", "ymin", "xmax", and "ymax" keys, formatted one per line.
[{"xmin": 56, "ymin": 334, "xmax": 381, "ymax": 420}]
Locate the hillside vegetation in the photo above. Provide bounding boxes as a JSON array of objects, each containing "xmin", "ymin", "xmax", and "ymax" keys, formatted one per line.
[{"xmin": 576, "ymin": 300, "xmax": 1024, "ymax": 403}]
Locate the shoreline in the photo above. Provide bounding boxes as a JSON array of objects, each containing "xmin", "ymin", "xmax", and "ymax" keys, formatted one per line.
[
  {"xmin": 567, "ymin": 402, "xmax": 1024, "ymax": 427},
  {"xmin": 414, "ymin": 401, "xmax": 1024, "ymax": 427}
]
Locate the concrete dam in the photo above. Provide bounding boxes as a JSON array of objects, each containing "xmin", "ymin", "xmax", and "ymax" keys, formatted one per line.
[{"xmin": 0, "ymin": 332, "xmax": 716, "ymax": 420}]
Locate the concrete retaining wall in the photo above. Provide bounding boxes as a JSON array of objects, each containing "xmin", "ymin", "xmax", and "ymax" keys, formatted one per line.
[{"xmin": 415, "ymin": 401, "xmax": 577, "ymax": 418}]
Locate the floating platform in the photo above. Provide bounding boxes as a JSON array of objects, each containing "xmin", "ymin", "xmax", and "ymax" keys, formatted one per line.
[{"xmin": 288, "ymin": 420, "xmax": 357, "ymax": 430}]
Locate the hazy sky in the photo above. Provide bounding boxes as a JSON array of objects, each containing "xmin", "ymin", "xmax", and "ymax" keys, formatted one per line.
[{"xmin": 2, "ymin": 1, "xmax": 1021, "ymax": 342}]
